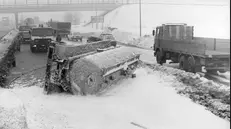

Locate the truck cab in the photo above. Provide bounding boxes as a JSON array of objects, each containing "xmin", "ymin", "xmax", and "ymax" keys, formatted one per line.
[
  {"xmin": 30, "ymin": 26, "xmax": 54, "ymax": 53},
  {"xmin": 153, "ymin": 23, "xmax": 193, "ymax": 54}
]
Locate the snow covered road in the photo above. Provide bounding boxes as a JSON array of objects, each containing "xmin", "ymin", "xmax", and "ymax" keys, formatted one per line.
[{"xmin": 1, "ymin": 68, "xmax": 229, "ymax": 129}]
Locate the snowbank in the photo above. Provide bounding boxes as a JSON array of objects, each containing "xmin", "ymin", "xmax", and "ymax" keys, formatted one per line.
[
  {"xmin": 143, "ymin": 62, "xmax": 230, "ymax": 121},
  {"xmin": 127, "ymin": 35, "xmax": 154, "ymax": 49},
  {"xmin": 6, "ymin": 67, "xmax": 229, "ymax": 129},
  {"xmin": 0, "ymin": 91, "xmax": 28, "ymax": 129},
  {"xmin": 71, "ymin": 26, "xmax": 102, "ymax": 37}
]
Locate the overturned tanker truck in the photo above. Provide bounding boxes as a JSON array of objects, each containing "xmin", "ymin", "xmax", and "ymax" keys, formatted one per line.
[{"xmin": 44, "ymin": 40, "xmax": 140, "ymax": 95}]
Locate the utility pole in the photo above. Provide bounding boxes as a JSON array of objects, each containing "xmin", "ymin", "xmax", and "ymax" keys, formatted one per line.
[
  {"xmin": 139, "ymin": 0, "xmax": 142, "ymax": 37},
  {"xmin": 96, "ymin": 7, "xmax": 98, "ymax": 29}
]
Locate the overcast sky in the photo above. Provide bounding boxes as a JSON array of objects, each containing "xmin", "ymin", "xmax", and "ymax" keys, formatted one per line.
[{"xmin": 0, "ymin": 0, "xmax": 229, "ymax": 24}]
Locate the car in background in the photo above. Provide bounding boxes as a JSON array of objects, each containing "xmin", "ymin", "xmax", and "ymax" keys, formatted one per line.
[
  {"xmin": 67, "ymin": 32, "xmax": 83, "ymax": 42},
  {"xmin": 99, "ymin": 33, "xmax": 115, "ymax": 41},
  {"xmin": 87, "ymin": 33, "xmax": 115, "ymax": 43}
]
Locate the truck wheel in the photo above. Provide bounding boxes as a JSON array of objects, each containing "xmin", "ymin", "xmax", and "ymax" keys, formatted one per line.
[
  {"xmin": 179, "ymin": 56, "xmax": 187, "ymax": 70},
  {"xmin": 187, "ymin": 56, "xmax": 196, "ymax": 73},
  {"xmin": 156, "ymin": 51, "xmax": 163, "ymax": 65}
]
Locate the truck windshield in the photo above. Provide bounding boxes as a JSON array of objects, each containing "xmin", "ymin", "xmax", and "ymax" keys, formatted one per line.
[
  {"xmin": 19, "ymin": 26, "xmax": 31, "ymax": 31},
  {"xmin": 31, "ymin": 28, "xmax": 53, "ymax": 36}
]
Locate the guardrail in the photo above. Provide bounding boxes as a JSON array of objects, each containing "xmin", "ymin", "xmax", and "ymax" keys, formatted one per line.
[{"xmin": 0, "ymin": 29, "xmax": 20, "ymax": 88}]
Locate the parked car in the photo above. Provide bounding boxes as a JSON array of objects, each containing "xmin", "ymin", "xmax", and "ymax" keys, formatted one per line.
[
  {"xmin": 87, "ymin": 33, "xmax": 115, "ymax": 43},
  {"xmin": 67, "ymin": 32, "xmax": 83, "ymax": 42}
]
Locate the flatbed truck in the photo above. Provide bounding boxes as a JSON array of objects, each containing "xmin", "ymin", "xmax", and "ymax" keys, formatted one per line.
[{"xmin": 152, "ymin": 23, "xmax": 230, "ymax": 73}]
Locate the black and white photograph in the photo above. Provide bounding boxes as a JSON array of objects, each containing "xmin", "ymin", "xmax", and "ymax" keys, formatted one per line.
[{"xmin": 0, "ymin": 0, "xmax": 230, "ymax": 129}]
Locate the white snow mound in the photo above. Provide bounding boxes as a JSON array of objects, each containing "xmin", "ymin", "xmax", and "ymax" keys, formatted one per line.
[{"xmin": 0, "ymin": 91, "xmax": 28, "ymax": 129}]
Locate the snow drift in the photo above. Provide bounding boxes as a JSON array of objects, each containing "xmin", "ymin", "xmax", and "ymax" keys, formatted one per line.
[
  {"xmin": 0, "ymin": 91, "xmax": 28, "ymax": 129},
  {"xmin": 2, "ymin": 67, "xmax": 229, "ymax": 129}
]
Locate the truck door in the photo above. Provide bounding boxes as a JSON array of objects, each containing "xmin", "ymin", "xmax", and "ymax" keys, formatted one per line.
[{"xmin": 154, "ymin": 27, "xmax": 163, "ymax": 49}]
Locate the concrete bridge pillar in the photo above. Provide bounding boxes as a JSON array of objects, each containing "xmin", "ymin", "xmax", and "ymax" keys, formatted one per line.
[{"xmin": 14, "ymin": 12, "xmax": 19, "ymax": 29}]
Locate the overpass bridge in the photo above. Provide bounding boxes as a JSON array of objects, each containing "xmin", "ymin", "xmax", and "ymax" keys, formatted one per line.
[{"xmin": 0, "ymin": 0, "xmax": 137, "ymax": 28}]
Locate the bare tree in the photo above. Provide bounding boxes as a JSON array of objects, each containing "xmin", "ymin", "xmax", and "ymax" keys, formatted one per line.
[
  {"xmin": 63, "ymin": 12, "xmax": 82, "ymax": 24},
  {"xmin": 63, "ymin": 12, "xmax": 73, "ymax": 22}
]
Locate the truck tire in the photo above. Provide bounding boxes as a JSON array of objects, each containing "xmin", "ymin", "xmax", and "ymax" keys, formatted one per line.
[
  {"xmin": 156, "ymin": 51, "xmax": 163, "ymax": 65},
  {"xmin": 179, "ymin": 56, "xmax": 187, "ymax": 70},
  {"xmin": 187, "ymin": 56, "xmax": 196, "ymax": 73}
]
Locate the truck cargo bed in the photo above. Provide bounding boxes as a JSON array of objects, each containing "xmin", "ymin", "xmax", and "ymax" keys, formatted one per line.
[{"xmin": 160, "ymin": 39, "xmax": 230, "ymax": 58}]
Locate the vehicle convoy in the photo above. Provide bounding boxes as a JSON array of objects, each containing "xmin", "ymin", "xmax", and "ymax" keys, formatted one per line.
[
  {"xmin": 87, "ymin": 33, "xmax": 115, "ymax": 43},
  {"xmin": 152, "ymin": 23, "xmax": 230, "ymax": 73},
  {"xmin": 44, "ymin": 40, "xmax": 140, "ymax": 95},
  {"xmin": 49, "ymin": 21, "xmax": 71, "ymax": 37},
  {"xmin": 30, "ymin": 26, "xmax": 54, "ymax": 53},
  {"xmin": 18, "ymin": 25, "xmax": 32, "ymax": 43},
  {"xmin": 67, "ymin": 32, "xmax": 83, "ymax": 42}
]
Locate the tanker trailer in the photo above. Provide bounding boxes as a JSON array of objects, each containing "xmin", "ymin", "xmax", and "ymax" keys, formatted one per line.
[{"xmin": 44, "ymin": 40, "xmax": 140, "ymax": 95}]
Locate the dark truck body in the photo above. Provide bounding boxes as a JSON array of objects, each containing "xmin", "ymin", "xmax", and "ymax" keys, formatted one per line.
[
  {"xmin": 18, "ymin": 25, "xmax": 32, "ymax": 43},
  {"xmin": 30, "ymin": 27, "xmax": 54, "ymax": 53},
  {"xmin": 153, "ymin": 23, "xmax": 230, "ymax": 73},
  {"xmin": 50, "ymin": 22, "xmax": 71, "ymax": 37}
]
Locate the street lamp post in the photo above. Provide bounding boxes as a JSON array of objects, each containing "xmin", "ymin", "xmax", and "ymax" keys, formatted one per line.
[{"xmin": 139, "ymin": 0, "xmax": 142, "ymax": 37}]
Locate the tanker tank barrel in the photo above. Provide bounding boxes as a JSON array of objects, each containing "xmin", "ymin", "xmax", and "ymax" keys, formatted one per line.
[{"xmin": 44, "ymin": 40, "xmax": 141, "ymax": 95}]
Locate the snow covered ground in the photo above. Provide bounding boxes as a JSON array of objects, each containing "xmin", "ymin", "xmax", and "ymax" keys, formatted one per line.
[
  {"xmin": 0, "ymin": 2, "xmax": 230, "ymax": 128},
  {"xmin": 0, "ymin": 67, "xmax": 230, "ymax": 129}
]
